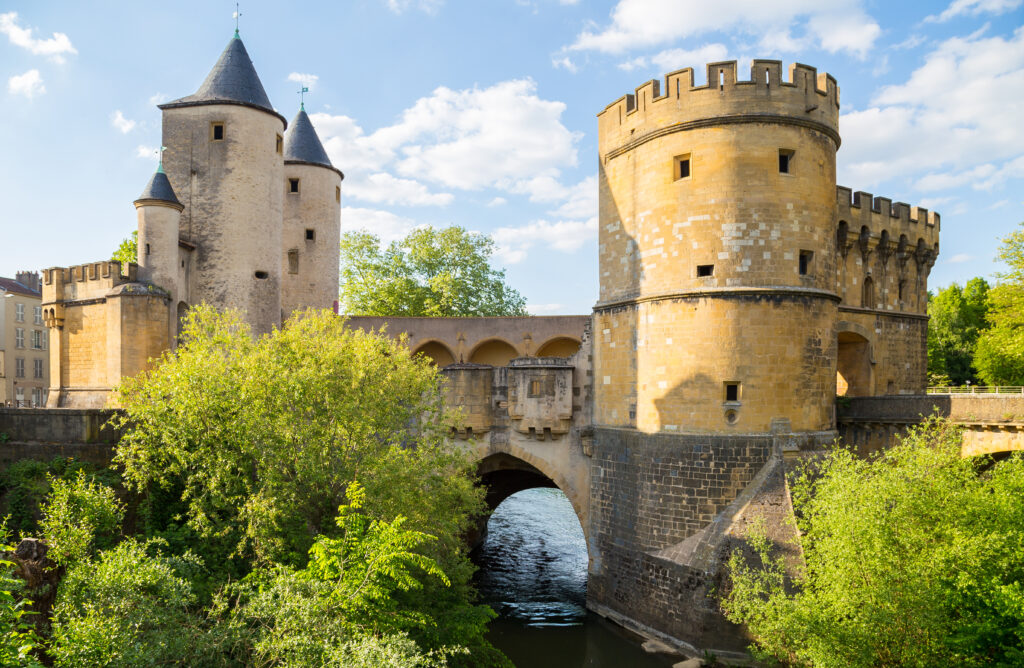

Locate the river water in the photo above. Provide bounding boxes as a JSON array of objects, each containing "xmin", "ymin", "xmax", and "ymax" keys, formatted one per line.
[{"xmin": 473, "ymin": 488, "xmax": 678, "ymax": 668}]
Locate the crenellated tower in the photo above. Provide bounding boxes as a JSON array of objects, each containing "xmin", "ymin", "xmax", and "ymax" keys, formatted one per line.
[
  {"xmin": 281, "ymin": 106, "xmax": 343, "ymax": 318},
  {"xmin": 158, "ymin": 33, "xmax": 285, "ymax": 335},
  {"xmin": 596, "ymin": 60, "xmax": 842, "ymax": 435}
]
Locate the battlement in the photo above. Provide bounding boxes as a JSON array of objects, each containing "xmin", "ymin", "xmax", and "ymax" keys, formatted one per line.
[
  {"xmin": 836, "ymin": 186, "xmax": 941, "ymax": 249},
  {"xmin": 598, "ymin": 60, "xmax": 840, "ymax": 155},
  {"xmin": 41, "ymin": 261, "xmax": 139, "ymax": 304}
]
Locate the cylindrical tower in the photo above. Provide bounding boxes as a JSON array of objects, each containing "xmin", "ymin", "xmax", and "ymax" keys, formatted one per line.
[
  {"xmin": 158, "ymin": 34, "xmax": 285, "ymax": 335},
  {"xmin": 134, "ymin": 165, "xmax": 183, "ymax": 343},
  {"xmin": 281, "ymin": 107, "xmax": 343, "ymax": 318},
  {"xmin": 595, "ymin": 60, "xmax": 841, "ymax": 434}
]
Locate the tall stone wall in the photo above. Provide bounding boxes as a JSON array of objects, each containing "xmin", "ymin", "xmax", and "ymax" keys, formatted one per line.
[{"xmin": 281, "ymin": 162, "xmax": 341, "ymax": 318}]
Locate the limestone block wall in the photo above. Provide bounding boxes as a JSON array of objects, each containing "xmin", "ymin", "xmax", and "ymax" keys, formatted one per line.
[
  {"xmin": 161, "ymin": 104, "xmax": 284, "ymax": 334},
  {"xmin": 836, "ymin": 312, "xmax": 928, "ymax": 396},
  {"xmin": 507, "ymin": 359, "xmax": 574, "ymax": 437},
  {"xmin": 136, "ymin": 202, "xmax": 183, "ymax": 344},
  {"xmin": 282, "ymin": 162, "xmax": 341, "ymax": 318},
  {"xmin": 442, "ymin": 364, "xmax": 494, "ymax": 437}
]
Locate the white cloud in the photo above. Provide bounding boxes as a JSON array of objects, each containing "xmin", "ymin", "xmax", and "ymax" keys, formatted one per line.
[
  {"xmin": 345, "ymin": 172, "xmax": 454, "ymax": 207},
  {"xmin": 948, "ymin": 253, "xmax": 975, "ymax": 263},
  {"xmin": 552, "ymin": 56, "xmax": 578, "ymax": 73},
  {"xmin": 926, "ymin": 0, "xmax": 1022, "ymax": 22},
  {"xmin": 989, "ymin": 199, "xmax": 1010, "ymax": 209},
  {"xmin": 136, "ymin": 145, "xmax": 157, "ymax": 159},
  {"xmin": 383, "ymin": 0, "xmax": 443, "ymax": 14},
  {"xmin": 341, "ymin": 207, "xmax": 418, "ymax": 245},
  {"xmin": 618, "ymin": 43, "xmax": 729, "ymax": 72},
  {"xmin": 487, "ymin": 197, "xmax": 507, "ymax": 207},
  {"xmin": 287, "ymin": 72, "xmax": 319, "ymax": 90},
  {"xmin": 0, "ymin": 12, "xmax": 76, "ymax": 63},
  {"xmin": 567, "ymin": 0, "xmax": 880, "ymax": 59},
  {"xmin": 148, "ymin": 93, "xmax": 167, "ymax": 106},
  {"xmin": 492, "ymin": 217, "xmax": 598, "ymax": 264},
  {"xmin": 838, "ymin": 26, "xmax": 1024, "ymax": 193},
  {"xmin": 110, "ymin": 110, "xmax": 136, "ymax": 134},
  {"xmin": 8, "ymin": 69, "xmax": 44, "ymax": 98},
  {"xmin": 549, "ymin": 175, "xmax": 597, "ymax": 220}
]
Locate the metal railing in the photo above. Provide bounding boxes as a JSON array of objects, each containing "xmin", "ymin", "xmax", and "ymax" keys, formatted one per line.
[{"xmin": 927, "ymin": 386, "xmax": 1024, "ymax": 395}]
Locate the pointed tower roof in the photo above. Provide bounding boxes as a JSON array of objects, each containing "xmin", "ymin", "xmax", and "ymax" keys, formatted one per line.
[
  {"xmin": 159, "ymin": 35, "xmax": 286, "ymax": 124},
  {"xmin": 284, "ymin": 108, "xmax": 344, "ymax": 179},
  {"xmin": 134, "ymin": 167, "xmax": 183, "ymax": 209}
]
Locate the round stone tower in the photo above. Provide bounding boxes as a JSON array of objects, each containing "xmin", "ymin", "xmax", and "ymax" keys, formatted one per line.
[
  {"xmin": 134, "ymin": 164, "xmax": 183, "ymax": 343},
  {"xmin": 281, "ymin": 106, "xmax": 343, "ymax": 318},
  {"xmin": 157, "ymin": 32, "xmax": 285, "ymax": 335},
  {"xmin": 594, "ymin": 60, "xmax": 841, "ymax": 434}
]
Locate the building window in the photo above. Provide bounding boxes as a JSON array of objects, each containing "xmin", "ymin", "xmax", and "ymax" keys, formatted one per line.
[
  {"xmin": 528, "ymin": 379, "xmax": 543, "ymax": 397},
  {"xmin": 305, "ymin": 228, "xmax": 315, "ymax": 241},
  {"xmin": 31, "ymin": 388, "xmax": 43, "ymax": 407},
  {"xmin": 898, "ymin": 279, "xmax": 906, "ymax": 303},
  {"xmin": 799, "ymin": 250, "xmax": 813, "ymax": 275},
  {"xmin": 145, "ymin": 243, "xmax": 151, "ymax": 256},
  {"xmin": 696, "ymin": 264, "xmax": 714, "ymax": 277},
  {"xmin": 15, "ymin": 328, "xmax": 24, "ymax": 349},
  {"xmin": 289, "ymin": 178, "xmax": 300, "ymax": 194},
  {"xmin": 211, "ymin": 122, "xmax": 225, "ymax": 141},
  {"xmin": 862, "ymin": 275, "xmax": 875, "ymax": 308},
  {"xmin": 335, "ymin": 186, "xmax": 341, "ymax": 203},
  {"xmin": 254, "ymin": 271, "xmax": 269, "ymax": 279},
  {"xmin": 33, "ymin": 358, "xmax": 43, "ymax": 379},
  {"xmin": 276, "ymin": 134, "xmax": 283, "ymax": 154},
  {"xmin": 724, "ymin": 382, "xmax": 740, "ymax": 402},
  {"xmin": 779, "ymin": 149, "xmax": 794, "ymax": 174},
  {"xmin": 287, "ymin": 249, "xmax": 299, "ymax": 274},
  {"xmin": 15, "ymin": 303, "xmax": 24, "ymax": 322},
  {"xmin": 31, "ymin": 330, "xmax": 42, "ymax": 350},
  {"xmin": 674, "ymin": 153, "xmax": 691, "ymax": 180},
  {"xmin": 15, "ymin": 358, "xmax": 24, "ymax": 378},
  {"xmin": 33, "ymin": 305, "xmax": 42, "ymax": 324}
]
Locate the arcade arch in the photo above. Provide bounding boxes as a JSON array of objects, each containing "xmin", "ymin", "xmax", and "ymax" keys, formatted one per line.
[
  {"xmin": 412, "ymin": 340, "xmax": 455, "ymax": 367},
  {"xmin": 535, "ymin": 336, "xmax": 581, "ymax": 358},
  {"xmin": 837, "ymin": 330, "xmax": 872, "ymax": 397},
  {"xmin": 469, "ymin": 339, "xmax": 519, "ymax": 366}
]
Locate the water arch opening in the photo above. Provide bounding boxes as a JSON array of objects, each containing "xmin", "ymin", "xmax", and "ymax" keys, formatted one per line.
[
  {"xmin": 473, "ymin": 454, "xmax": 588, "ymax": 629},
  {"xmin": 837, "ymin": 331, "xmax": 872, "ymax": 396}
]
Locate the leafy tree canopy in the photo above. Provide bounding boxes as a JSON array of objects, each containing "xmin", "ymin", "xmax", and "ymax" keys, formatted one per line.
[
  {"xmin": 926, "ymin": 277, "xmax": 990, "ymax": 384},
  {"xmin": 724, "ymin": 417, "xmax": 1024, "ymax": 667},
  {"xmin": 976, "ymin": 222, "xmax": 1024, "ymax": 385},
  {"xmin": 339, "ymin": 227, "xmax": 528, "ymax": 317},
  {"xmin": 110, "ymin": 231, "xmax": 137, "ymax": 267}
]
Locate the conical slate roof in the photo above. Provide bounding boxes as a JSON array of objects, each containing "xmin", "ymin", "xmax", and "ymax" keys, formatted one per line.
[
  {"xmin": 135, "ymin": 168, "xmax": 181, "ymax": 207},
  {"xmin": 159, "ymin": 35, "xmax": 283, "ymax": 123},
  {"xmin": 284, "ymin": 109, "xmax": 332, "ymax": 167}
]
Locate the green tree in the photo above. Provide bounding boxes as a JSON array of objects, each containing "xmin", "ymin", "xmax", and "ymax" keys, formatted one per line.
[
  {"xmin": 976, "ymin": 222, "xmax": 1024, "ymax": 385},
  {"xmin": 926, "ymin": 277, "xmax": 990, "ymax": 385},
  {"xmin": 0, "ymin": 532, "xmax": 43, "ymax": 668},
  {"xmin": 723, "ymin": 417, "xmax": 1024, "ymax": 666},
  {"xmin": 339, "ymin": 227, "xmax": 528, "ymax": 317},
  {"xmin": 110, "ymin": 231, "xmax": 137, "ymax": 267}
]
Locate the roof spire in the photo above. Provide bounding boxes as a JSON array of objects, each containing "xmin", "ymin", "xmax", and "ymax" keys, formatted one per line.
[
  {"xmin": 155, "ymin": 146, "xmax": 167, "ymax": 174},
  {"xmin": 298, "ymin": 85, "xmax": 309, "ymax": 111},
  {"xmin": 233, "ymin": 3, "xmax": 242, "ymax": 38}
]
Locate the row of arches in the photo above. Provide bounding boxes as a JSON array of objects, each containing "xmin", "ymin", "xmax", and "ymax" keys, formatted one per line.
[{"xmin": 413, "ymin": 336, "xmax": 582, "ymax": 367}]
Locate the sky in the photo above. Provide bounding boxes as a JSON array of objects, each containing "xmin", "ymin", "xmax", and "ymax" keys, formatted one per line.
[{"xmin": 0, "ymin": 0, "xmax": 1022, "ymax": 314}]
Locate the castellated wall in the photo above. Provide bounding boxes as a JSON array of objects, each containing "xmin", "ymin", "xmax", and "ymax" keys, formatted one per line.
[
  {"xmin": 161, "ymin": 104, "xmax": 284, "ymax": 335},
  {"xmin": 282, "ymin": 162, "xmax": 342, "ymax": 318}
]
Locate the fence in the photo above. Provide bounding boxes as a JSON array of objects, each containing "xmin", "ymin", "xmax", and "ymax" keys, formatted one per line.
[{"xmin": 927, "ymin": 386, "xmax": 1024, "ymax": 395}]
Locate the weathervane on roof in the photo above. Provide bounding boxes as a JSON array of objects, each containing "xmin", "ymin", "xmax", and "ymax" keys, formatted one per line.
[
  {"xmin": 155, "ymin": 146, "xmax": 167, "ymax": 173},
  {"xmin": 298, "ymin": 85, "xmax": 309, "ymax": 111},
  {"xmin": 233, "ymin": 3, "xmax": 242, "ymax": 37}
]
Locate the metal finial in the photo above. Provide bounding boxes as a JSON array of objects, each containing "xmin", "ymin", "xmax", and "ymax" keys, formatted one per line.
[
  {"xmin": 156, "ymin": 146, "xmax": 167, "ymax": 173},
  {"xmin": 233, "ymin": 3, "xmax": 242, "ymax": 37},
  {"xmin": 298, "ymin": 86, "xmax": 309, "ymax": 111}
]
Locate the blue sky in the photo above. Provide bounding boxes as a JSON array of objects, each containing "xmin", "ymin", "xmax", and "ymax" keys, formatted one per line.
[{"xmin": 1, "ymin": 0, "xmax": 1022, "ymax": 314}]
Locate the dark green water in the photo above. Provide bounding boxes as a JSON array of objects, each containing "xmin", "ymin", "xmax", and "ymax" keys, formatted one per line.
[{"xmin": 473, "ymin": 488, "xmax": 678, "ymax": 668}]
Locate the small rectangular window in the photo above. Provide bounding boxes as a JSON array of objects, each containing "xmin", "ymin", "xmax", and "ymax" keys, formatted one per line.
[
  {"xmin": 674, "ymin": 153, "xmax": 691, "ymax": 180},
  {"xmin": 15, "ymin": 303, "xmax": 24, "ymax": 322},
  {"xmin": 528, "ymin": 379, "xmax": 543, "ymax": 398},
  {"xmin": 725, "ymin": 382, "xmax": 740, "ymax": 402},
  {"xmin": 696, "ymin": 264, "xmax": 714, "ymax": 277},
  {"xmin": 287, "ymin": 249, "xmax": 299, "ymax": 274},
  {"xmin": 305, "ymin": 228, "xmax": 315, "ymax": 241},
  {"xmin": 15, "ymin": 328, "xmax": 24, "ymax": 348},
  {"xmin": 15, "ymin": 358, "xmax": 24, "ymax": 378},
  {"xmin": 145, "ymin": 243, "xmax": 151, "ymax": 256},
  {"xmin": 336, "ymin": 185, "xmax": 341, "ymax": 203},
  {"xmin": 289, "ymin": 178, "xmax": 300, "ymax": 194},
  {"xmin": 33, "ymin": 305, "xmax": 41, "ymax": 325},
  {"xmin": 276, "ymin": 134, "xmax": 283, "ymax": 154},
  {"xmin": 33, "ymin": 358, "xmax": 43, "ymax": 379},
  {"xmin": 779, "ymin": 149, "xmax": 794, "ymax": 174},
  {"xmin": 211, "ymin": 122, "xmax": 225, "ymax": 141},
  {"xmin": 799, "ymin": 249, "xmax": 813, "ymax": 276},
  {"xmin": 254, "ymin": 271, "xmax": 269, "ymax": 279}
]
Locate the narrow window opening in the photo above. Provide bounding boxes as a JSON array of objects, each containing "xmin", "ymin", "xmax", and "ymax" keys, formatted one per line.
[
  {"xmin": 145, "ymin": 243, "xmax": 151, "ymax": 256},
  {"xmin": 674, "ymin": 153, "xmax": 691, "ymax": 180},
  {"xmin": 697, "ymin": 264, "xmax": 714, "ymax": 277},
  {"xmin": 779, "ymin": 149, "xmax": 794, "ymax": 174},
  {"xmin": 799, "ymin": 249, "xmax": 813, "ymax": 275},
  {"xmin": 211, "ymin": 123, "xmax": 225, "ymax": 141},
  {"xmin": 276, "ymin": 134, "xmax": 283, "ymax": 154},
  {"xmin": 765, "ymin": 68, "xmax": 770, "ymax": 85},
  {"xmin": 305, "ymin": 228, "xmax": 315, "ymax": 241},
  {"xmin": 289, "ymin": 178, "xmax": 300, "ymax": 194},
  {"xmin": 719, "ymin": 69, "xmax": 725, "ymax": 89},
  {"xmin": 335, "ymin": 186, "xmax": 341, "ymax": 203},
  {"xmin": 528, "ymin": 379, "xmax": 543, "ymax": 397},
  {"xmin": 898, "ymin": 279, "xmax": 906, "ymax": 302},
  {"xmin": 287, "ymin": 249, "xmax": 299, "ymax": 274},
  {"xmin": 725, "ymin": 382, "xmax": 740, "ymax": 402},
  {"xmin": 254, "ymin": 270, "xmax": 269, "ymax": 279},
  {"xmin": 181, "ymin": 260, "xmax": 185, "ymax": 268}
]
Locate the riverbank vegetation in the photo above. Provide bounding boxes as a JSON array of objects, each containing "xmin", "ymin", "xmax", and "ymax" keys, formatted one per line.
[
  {"xmin": 1, "ymin": 306, "xmax": 510, "ymax": 667},
  {"xmin": 724, "ymin": 417, "xmax": 1024, "ymax": 666}
]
